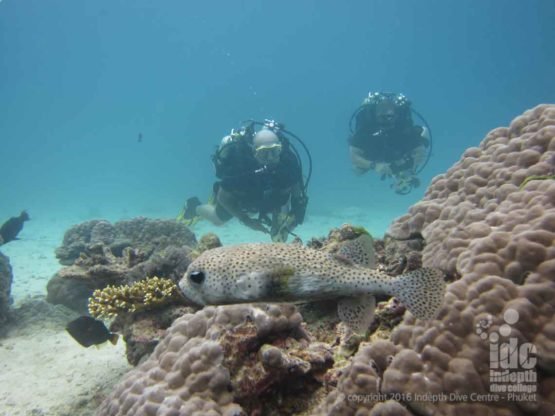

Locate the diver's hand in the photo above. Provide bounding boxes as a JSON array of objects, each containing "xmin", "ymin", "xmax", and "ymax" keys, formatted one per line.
[
  {"xmin": 375, "ymin": 162, "xmax": 392, "ymax": 180},
  {"xmin": 241, "ymin": 217, "xmax": 270, "ymax": 234},
  {"xmin": 393, "ymin": 173, "xmax": 420, "ymax": 194},
  {"xmin": 270, "ymin": 213, "xmax": 296, "ymax": 242}
]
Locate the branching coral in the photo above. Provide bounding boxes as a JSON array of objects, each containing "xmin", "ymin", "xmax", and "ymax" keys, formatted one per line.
[{"xmin": 88, "ymin": 276, "xmax": 182, "ymax": 319}]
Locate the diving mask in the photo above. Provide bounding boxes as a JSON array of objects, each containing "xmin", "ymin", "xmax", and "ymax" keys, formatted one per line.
[{"xmin": 254, "ymin": 143, "xmax": 282, "ymax": 165}]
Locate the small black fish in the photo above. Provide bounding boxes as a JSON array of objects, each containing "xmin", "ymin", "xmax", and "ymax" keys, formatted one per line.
[
  {"xmin": 0, "ymin": 210, "xmax": 30, "ymax": 245},
  {"xmin": 66, "ymin": 316, "xmax": 119, "ymax": 348}
]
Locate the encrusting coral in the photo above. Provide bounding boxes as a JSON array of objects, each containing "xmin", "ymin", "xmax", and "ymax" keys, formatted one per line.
[{"xmin": 88, "ymin": 276, "xmax": 182, "ymax": 319}]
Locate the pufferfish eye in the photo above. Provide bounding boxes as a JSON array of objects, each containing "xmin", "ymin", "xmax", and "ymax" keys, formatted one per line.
[{"xmin": 189, "ymin": 271, "xmax": 205, "ymax": 285}]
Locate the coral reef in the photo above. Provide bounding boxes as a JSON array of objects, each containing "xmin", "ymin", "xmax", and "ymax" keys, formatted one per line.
[
  {"xmin": 0, "ymin": 251, "xmax": 13, "ymax": 328},
  {"xmin": 93, "ymin": 105, "xmax": 555, "ymax": 416},
  {"xmin": 88, "ymin": 276, "xmax": 183, "ymax": 319},
  {"xmin": 362, "ymin": 104, "xmax": 555, "ymax": 414},
  {"xmin": 97, "ymin": 304, "xmax": 333, "ymax": 415},
  {"xmin": 47, "ymin": 218, "xmax": 196, "ymax": 313},
  {"xmin": 94, "ymin": 223, "xmax": 411, "ymax": 412},
  {"xmin": 55, "ymin": 218, "xmax": 196, "ymax": 266}
]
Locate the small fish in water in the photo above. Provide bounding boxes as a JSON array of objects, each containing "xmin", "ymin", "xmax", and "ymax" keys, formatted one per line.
[
  {"xmin": 66, "ymin": 316, "xmax": 119, "ymax": 347},
  {"xmin": 0, "ymin": 210, "xmax": 30, "ymax": 245},
  {"xmin": 138, "ymin": 132, "xmax": 143, "ymax": 143},
  {"xmin": 179, "ymin": 234, "xmax": 446, "ymax": 333}
]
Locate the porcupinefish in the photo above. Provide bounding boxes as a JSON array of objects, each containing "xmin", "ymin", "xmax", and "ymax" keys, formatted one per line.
[{"xmin": 178, "ymin": 234, "xmax": 446, "ymax": 333}]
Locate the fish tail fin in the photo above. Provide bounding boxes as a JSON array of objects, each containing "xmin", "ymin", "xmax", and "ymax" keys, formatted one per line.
[
  {"xmin": 390, "ymin": 268, "xmax": 446, "ymax": 320},
  {"xmin": 109, "ymin": 333, "xmax": 119, "ymax": 345}
]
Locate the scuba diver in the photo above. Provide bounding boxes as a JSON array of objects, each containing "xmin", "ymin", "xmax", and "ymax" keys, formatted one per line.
[
  {"xmin": 180, "ymin": 119, "xmax": 310, "ymax": 242},
  {"xmin": 348, "ymin": 92, "xmax": 432, "ymax": 194}
]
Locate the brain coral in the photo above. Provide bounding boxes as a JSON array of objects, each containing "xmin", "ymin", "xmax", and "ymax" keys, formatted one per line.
[
  {"xmin": 379, "ymin": 104, "xmax": 555, "ymax": 415},
  {"xmin": 97, "ymin": 303, "xmax": 333, "ymax": 416}
]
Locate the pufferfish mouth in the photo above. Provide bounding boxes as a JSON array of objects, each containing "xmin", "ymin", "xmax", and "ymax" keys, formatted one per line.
[{"xmin": 177, "ymin": 283, "xmax": 205, "ymax": 307}]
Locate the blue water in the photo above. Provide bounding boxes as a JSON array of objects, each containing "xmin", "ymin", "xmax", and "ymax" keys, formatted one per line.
[{"xmin": 1, "ymin": 0, "xmax": 554, "ymax": 236}]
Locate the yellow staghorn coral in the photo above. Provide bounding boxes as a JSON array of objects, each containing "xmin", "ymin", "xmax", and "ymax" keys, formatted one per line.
[{"xmin": 88, "ymin": 276, "xmax": 182, "ymax": 319}]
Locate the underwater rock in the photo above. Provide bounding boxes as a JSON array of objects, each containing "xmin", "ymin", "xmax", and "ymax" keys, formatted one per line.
[
  {"xmin": 47, "ymin": 218, "xmax": 197, "ymax": 313},
  {"xmin": 191, "ymin": 232, "xmax": 222, "ymax": 259},
  {"xmin": 0, "ymin": 251, "xmax": 13, "ymax": 328},
  {"xmin": 55, "ymin": 220, "xmax": 112, "ymax": 266},
  {"xmin": 97, "ymin": 304, "xmax": 334, "ymax": 416}
]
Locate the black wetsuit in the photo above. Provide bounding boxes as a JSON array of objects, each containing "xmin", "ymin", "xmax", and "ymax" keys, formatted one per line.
[
  {"xmin": 214, "ymin": 141, "xmax": 304, "ymax": 220},
  {"xmin": 349, "ymin": 105, "xmax": 427, "ymax": 169}
]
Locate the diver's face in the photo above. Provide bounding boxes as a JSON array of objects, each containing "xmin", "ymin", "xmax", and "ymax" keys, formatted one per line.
[
  {"xmin": 254, "ymin": 144, "xmax": 282, "ymax": 166},
  {"xmin": 376, "ymin": 101, "xmax": 397, "ymax": 128}
]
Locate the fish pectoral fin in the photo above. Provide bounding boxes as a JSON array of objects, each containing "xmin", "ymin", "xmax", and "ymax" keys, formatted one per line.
[
  {"xmin": 335, "ymin": 233, "xmax": 376, "ymax": 269},
  {"xmin": 337, "ymin": 294, "xmax": 376, "ymax": 334}
]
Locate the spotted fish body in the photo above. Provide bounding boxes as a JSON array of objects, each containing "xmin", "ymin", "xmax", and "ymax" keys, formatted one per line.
[{"xmin": 179, "ymin": 235, "xmax": 446, "ymax": 332}]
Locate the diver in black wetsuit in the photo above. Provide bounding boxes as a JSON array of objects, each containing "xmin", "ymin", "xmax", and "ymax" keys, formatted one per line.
[
  {"xmin": 185, "ymin": 120, "xmax": 309, "ymax": 242},
  {"xmin": 348, "ymin": 92, "xmax": 430, "ymax": 194},
  {"xmin": 0, "ymin": 211, "xmax": 30, "ymax": 245}
]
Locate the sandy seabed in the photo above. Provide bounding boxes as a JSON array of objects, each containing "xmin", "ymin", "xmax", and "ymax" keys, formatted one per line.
[{"xmin": 0, "ymin": 207, "xmax": 392, "ymax": 415}]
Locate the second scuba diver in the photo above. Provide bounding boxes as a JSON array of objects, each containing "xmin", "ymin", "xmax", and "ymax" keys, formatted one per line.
[{"xmin": 348, "ymin": 92, "xmax": 432, "ymax": 194}]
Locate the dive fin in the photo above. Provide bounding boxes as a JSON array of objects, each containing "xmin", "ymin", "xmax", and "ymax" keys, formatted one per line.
[
  {"xmin": 390, "ymin": 268, "xmax": 446, "ymax": 320},
  {"xmin": 337, "ymin": 294, "xmax": 376, "ymax": 334},
  {"xmin": 335, "ymin": 233, "xmax": 376, "ymax": 269},
  {"xmin": 184, "ymin": 197, "xmax": 202, "ymax": 220}
]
